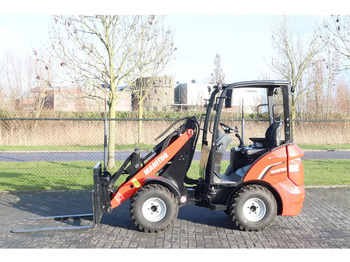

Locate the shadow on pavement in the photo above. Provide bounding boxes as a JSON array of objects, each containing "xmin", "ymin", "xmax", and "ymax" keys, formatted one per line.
[{"xmin": 3, "ymin": 190, "xmax": 238, "ymax": 232}]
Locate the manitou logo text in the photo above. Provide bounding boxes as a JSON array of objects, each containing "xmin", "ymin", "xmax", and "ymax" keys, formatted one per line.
[
  {"xmin": 271, "ymin": 167, "xmax": 287, "ymax": 176},
  {"xmin": 144, "ymin": 152, "xmax": 169, "ymax": 175}
]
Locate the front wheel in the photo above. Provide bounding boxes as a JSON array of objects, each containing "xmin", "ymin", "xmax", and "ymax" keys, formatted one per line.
[
  {"xmin": 129, "ymin": 184, "xmax": 179, "ymax": 233},
  {"xmin": 229, "ymin": 185, "xmax": 277, "ymax": 231}
]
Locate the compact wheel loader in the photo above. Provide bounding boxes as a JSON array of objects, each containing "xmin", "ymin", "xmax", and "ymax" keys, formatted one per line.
[
  {"xmin": 93, "ymin": 80, "xmax": 305, "ymax": 233},
  {"xmin": 13, "ymin": 80, "xmax": 305, "ymax": 233}
]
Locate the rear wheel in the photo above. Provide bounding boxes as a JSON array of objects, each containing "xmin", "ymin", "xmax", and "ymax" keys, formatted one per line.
[
  {"xmin": 129, "ymin": 184, "xmax": 179, "ymax": 233},
  {"xmin": 229, "ymin": 185, "xmax": 277, "ymax": 231}
]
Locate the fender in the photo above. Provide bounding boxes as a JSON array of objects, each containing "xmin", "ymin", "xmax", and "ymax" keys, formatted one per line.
[
  {"xmin": 143, "ymin": 176, "xmax": 182, "ymax": 198},
  {"xmin": 225, "ymin": 180, "xmax": 283, "ymax": 215},
  {"xmin": 243, "ymin": 144, "xmax": 305, "ymax": 216},
  {"xmin": 243, "ymin": 146, "xmax": 288, "ymax": 184}
]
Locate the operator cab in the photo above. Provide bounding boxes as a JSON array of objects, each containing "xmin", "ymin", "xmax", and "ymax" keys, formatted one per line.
[{"xmin": 199, "ymin": 80, "xmax": 291, "ymax": 186}]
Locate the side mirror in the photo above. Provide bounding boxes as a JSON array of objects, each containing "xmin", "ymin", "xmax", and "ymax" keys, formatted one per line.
[
  {"xmin": 207, "ymin": 85, "xmax": 211, "ymax": 94},
  {"xmin": 225, "ymin": 89, "xmax": 232, "ymax": 108}
]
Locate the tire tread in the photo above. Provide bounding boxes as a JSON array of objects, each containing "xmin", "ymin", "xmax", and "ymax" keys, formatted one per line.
[
  {"xmin": 229, "ymin": 184, "xmax": 277, "ymax": 231},
  {"xmin": 129, "ymin": 184, "xmax": 178, "ymax": 233}
]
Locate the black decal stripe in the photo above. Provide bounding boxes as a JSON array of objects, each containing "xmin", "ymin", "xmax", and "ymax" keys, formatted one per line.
[{"xmin": 258, "ymin": 162, "xmax": 285, "ymax": 180}]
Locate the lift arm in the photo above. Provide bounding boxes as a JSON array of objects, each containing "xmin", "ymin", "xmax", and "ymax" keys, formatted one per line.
[{"xmin": 110, "ymin": 129, "xmax": 194, "ymax": 209}]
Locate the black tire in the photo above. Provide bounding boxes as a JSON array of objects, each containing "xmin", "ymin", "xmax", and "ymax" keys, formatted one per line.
[
  {"xmin": 229, "ymin": 185, "xmax": 277, "ymax": 231},
  {"xmin": 129, "ymin": 184, "xmax": 179, "ymax": 233},
  {"xmin": 223, "ymin": 209, "xmax": 231, "ymax": 216}
]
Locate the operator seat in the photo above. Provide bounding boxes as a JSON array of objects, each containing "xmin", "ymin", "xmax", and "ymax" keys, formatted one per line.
[{"xmin": 244, "ymin": 117, "xmax": 282, "ymax": 158}]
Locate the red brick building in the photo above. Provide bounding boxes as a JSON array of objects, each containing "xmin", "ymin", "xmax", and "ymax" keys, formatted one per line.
[{"xmin": 16, "ymin": 87, "xmax": 131, "ymax": 112}]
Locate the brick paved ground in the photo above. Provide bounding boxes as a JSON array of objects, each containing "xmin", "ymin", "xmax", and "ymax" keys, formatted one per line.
[{"xmin": 0, "ymin": 187, "xmax": 349, "ymax": 248}]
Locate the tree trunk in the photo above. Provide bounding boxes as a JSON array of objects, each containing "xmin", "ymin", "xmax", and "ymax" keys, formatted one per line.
[
  {"xmin": 138, "ymin": 101, "xmax": 144, "ymax": 144},
  {"xmin": 107, "ymin": 100, "xmax": 116, "ymax": 169}
]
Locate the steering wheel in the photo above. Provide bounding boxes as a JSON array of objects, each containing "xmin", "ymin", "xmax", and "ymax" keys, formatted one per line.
[{"xmin": 220, "ymin": 123, "xmax": 238, "ymax": 134}]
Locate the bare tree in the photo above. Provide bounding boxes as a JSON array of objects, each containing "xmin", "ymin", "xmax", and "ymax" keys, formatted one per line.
[
  {"xmin": 323, "ymin": 15, "xmax": 350, "ymax": 72},
  {"xmin": 127, "ymin": 17, "xmax": 176, "ymax": 143},
  {"xmin": 304, "ymin": 47, "xmax": 339, "ymax": 119},
  {"xmin": 0, "ymin": 52, "xmax": 37, "ymax": 132},
  {"xmin": 29, "ymin": 50, "xmax": 56, "ymax": 117},
  {"xmin": 0, "ymin": 67, "xmax": 5, "ymax": 114},
  {"xmin": 130, "ymin": 76, "xmax": 174, "ymax": 143},
  {"xmin": 0, "ymin": 52, "xmax": 26, "ymax": 117},
  {"xmin": 335, "ymin": 78, "xmax": 350, "ymax": 116},
  {"xmin": 48, "ymin": 15, "xmax": 176, "ymax": 169},
  {"xmin": 270, "ymin": 16, "xmax": 323, "ymax": 122},
  {"xmin": 210, "ymin": 53, "xmax": 225, "ymax": 84}
]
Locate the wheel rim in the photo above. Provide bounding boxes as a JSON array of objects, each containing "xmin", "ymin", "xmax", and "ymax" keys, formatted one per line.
[
  {"xmin": 242, "ymin": 198, "xmax": 266, "ymax": 222},
  {"xmin": 142, "ymin": 197, "xmax": 167, "ymax": 222}
]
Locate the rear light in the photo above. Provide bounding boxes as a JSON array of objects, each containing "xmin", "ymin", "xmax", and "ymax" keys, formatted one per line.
[
  {"xmin": 288, "ymin": 159, "xmax": 304, "ymax": 186},
  {"xmin": 287, "ymin": 145, "xmax": 304, "ymax": 186}
]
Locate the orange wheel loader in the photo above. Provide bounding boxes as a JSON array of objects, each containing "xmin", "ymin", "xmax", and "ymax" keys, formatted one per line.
[
  {"xmin": 13, "ymin": 80, "xmax": 305, "ymax": 233},
  {"xmin": 93, "ymin": 80, "xmax": 305, "ymax": 233}
]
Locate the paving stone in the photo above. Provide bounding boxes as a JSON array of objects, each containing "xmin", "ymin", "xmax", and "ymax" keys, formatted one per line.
[{"xmin": 1, "ymin": 187, "xmax": 350, "ymax": 248}]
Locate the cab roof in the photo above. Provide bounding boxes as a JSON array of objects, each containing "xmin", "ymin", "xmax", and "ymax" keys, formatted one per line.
[{"xmin": 217, "ymin": 80, "xmax": 290, "ymax": 90}]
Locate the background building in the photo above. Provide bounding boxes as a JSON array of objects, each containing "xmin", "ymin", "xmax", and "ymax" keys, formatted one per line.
[
  {"xmin": 174, "ymin": 82, "xmax": 265, "ymax": 113},
  {"xmin": 131, "ymin": 76, "xmax": 174, "ymax": 112},
  {"xmin": 174, "ymin": 82, "xmax": 213, "ymax": 106},
  {"xmin": 15, "ymin": 79, "xmax": 265, "ymax": 114},
  {"xmin": 226, "ymin": 88, "xmax": 266, "ymax": 114},
  {"xmin": 16, "ymin": 87, "xmax": 132, "ymax": 112}
]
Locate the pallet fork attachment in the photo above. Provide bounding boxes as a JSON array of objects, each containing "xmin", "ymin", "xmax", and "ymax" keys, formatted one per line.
[
  {"xmin": 11, "ymin": 121, "xmax": 195, "ymax": 233},
  {"xmin": 11, "ymin": 163, "xmax": 104, "ymax": 233},
  {"xmin": 12, "ymin": 94, "xmax": 108, "ymax": 234}
]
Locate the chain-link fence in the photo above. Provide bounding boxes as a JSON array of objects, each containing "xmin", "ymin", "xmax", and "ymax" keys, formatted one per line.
[{"xmin": 0, "ymin": 118, "xmax": 349, "ymax": 191}]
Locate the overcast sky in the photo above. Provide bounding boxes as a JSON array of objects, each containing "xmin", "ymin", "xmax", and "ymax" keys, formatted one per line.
[{"xmin": 0, "ymin": 1, "xmax": 347, "ymax": 85}]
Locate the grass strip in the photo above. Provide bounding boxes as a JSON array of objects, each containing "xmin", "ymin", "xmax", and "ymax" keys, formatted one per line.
[
  {"xmin": 298, "ymin": 144, "xmax": 350, "ymax": 150},
  {"xmin": 0, "ymin": 159, "xmax": 349, "ymax": 191}
]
